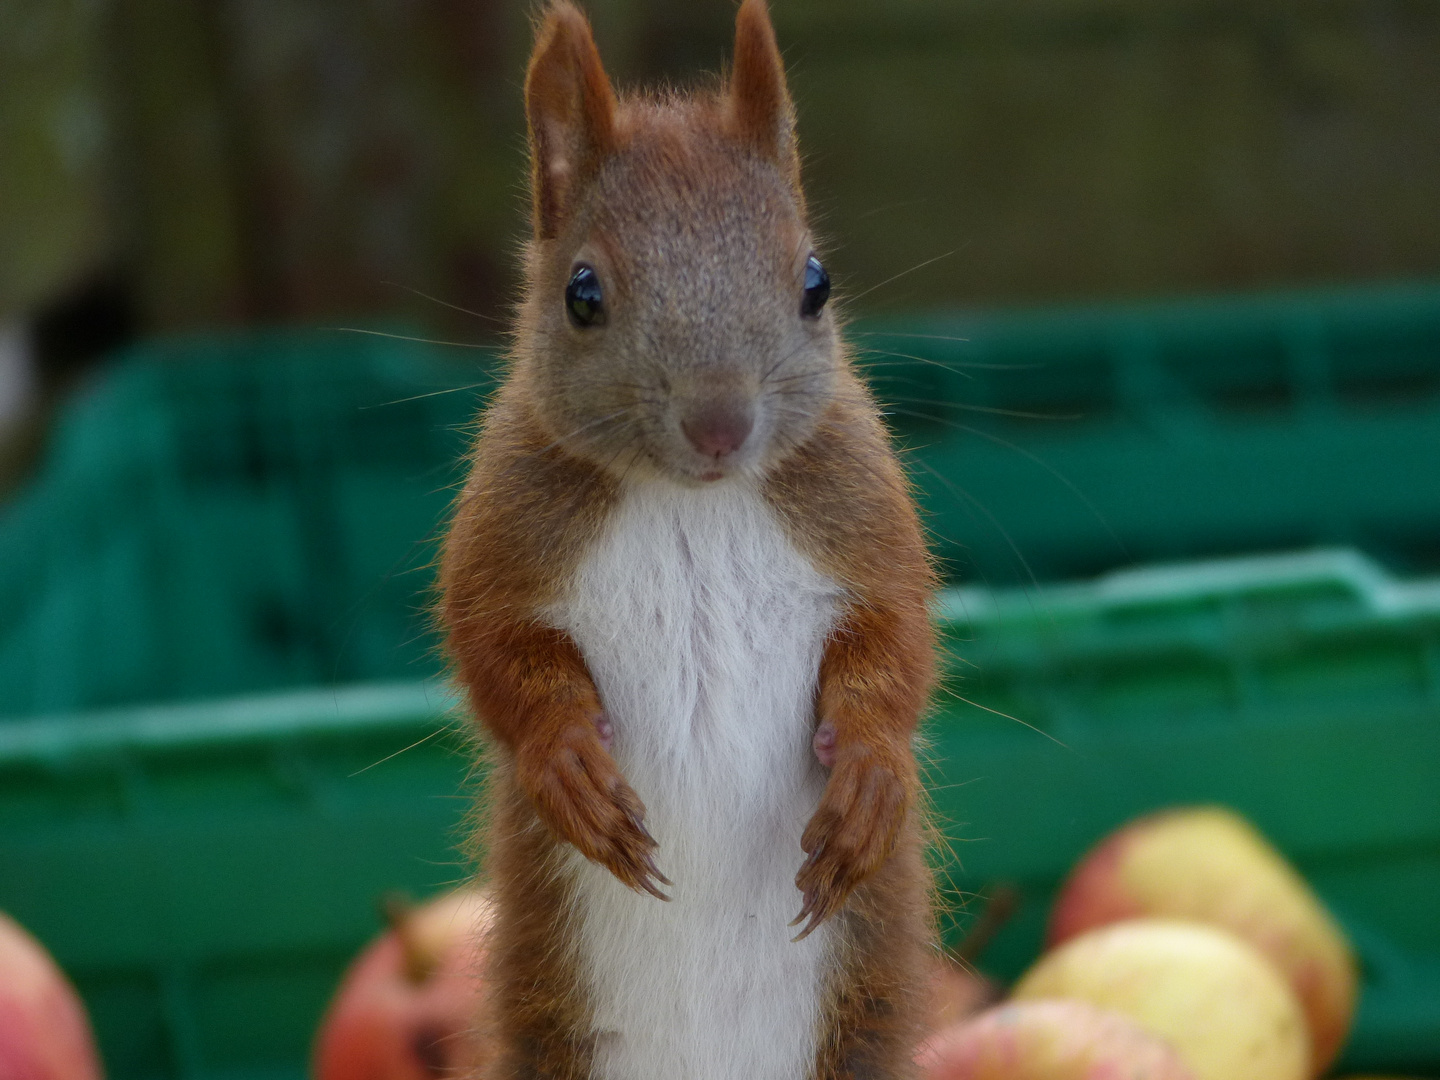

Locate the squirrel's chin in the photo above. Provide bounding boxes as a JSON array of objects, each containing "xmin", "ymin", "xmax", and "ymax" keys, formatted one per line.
[
  {"xmin": 669, "ymin": 460, "xmax": 755, "ymax": 488},
  {"xmin": 674, "ymin": 465, "xmax": 741, "ymax": 487},
  {"xmin": 583, "ymin": 440, "xmax": 769, "ymax": 488}
]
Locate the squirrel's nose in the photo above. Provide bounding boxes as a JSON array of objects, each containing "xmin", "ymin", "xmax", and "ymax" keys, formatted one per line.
[{"xmin": 681, "ymin": 400, "xmax": 754, "ymax": 459}]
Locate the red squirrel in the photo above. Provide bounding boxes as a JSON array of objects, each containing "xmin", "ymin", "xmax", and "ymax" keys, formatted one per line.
[{"xmin": 439, "ymin": 2, "xmax": 937, "ymax": 1077}]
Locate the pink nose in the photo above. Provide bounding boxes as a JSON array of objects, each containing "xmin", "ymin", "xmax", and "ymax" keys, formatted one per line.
[{"xmin": 682, "ymin": 402, "xmax": 754, "ymax": 459}]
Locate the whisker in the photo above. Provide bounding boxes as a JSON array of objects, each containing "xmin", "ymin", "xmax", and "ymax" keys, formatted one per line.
[
  {"xmin": 359, "ymin": 382, "xmax": 496, "ymax": 409},
  {"xmin": 534, "ymin": 407, "xmax": 644, "ymax": 458},
  {"xmin": 857, "ymin": 350, "xmax": 975, "ymax": 380},
  {"xmin": 858, "ymin": 348, "xmax": 1043, "ymax": 373},
  {"xmin": 852, "ymin": 330, "xmax": 974, "ymax": 345},
  {"xmin": 906, "ymin": 415, "xmax": 1125, "ymax": 554},
  {"xmin": 760, "ymin": 337, "xmax": 815, "ymax": 384},
  {"xmin": 764, "ymin": 369, "xmax": 831, "ymax": 390},
  {"xmin": 381, "ymin": 281, "xmax": 506, "ymax": 325},
  {"xmin": 603, "ymin": 430, "xmax": 647, "ymax": 480},
  {"xmin": 333, "ymin": 327, "xmax": 492, "ymax": 350},
  {"xmin": 945, "ymin": 687, "xmax": 1068, "ymax": 749},
  {"xmin": 878, "ymin": 396, "xmax": 1080, "ymax": 422},
  {"xmin": 348, "ymin": 726, "xmax": 448, "ymax": 776},
  {"xmin": 912, "ymin": 456, "xmax": 1044, "ymax": 598},
  {"xmin": 841, "ymin": 250, "xmax": 956, "ymax": 305},
  {"xmin": 854, "ymin": 197, "xmax": 928, "ymax": 221}
]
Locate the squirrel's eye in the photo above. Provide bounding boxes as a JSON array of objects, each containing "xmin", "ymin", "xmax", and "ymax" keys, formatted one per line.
[
  {"xmin": 565, "ymin": 264, "xmax": 605, "ymax": 328},
  {"xmin": 801, "ymin": 255, "xmax": 830, "ymax": 319}
]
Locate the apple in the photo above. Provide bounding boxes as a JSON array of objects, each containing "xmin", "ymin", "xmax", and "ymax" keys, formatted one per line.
[
  {"xmin": 313, "ymin": 887, "xmax": 494, "ymax": 1080},
  {"xmin": 917, "ymin": 998, "xmax": 1196, "ymax": 1079},
  {"xmin": 0, "ymin": 910, "xmax": 103, "ymax": 1080},
  {"xmin": 1013, "ymin": 918, "xmax": 1310, "ymax": 1080},
  {"xmin": 1047, "ymin": 806, "xmax": 1356, "ymax": 1072},
  {"xmin": 926, "ymin": 958, "xmax": 999, "ymax": 1033}
]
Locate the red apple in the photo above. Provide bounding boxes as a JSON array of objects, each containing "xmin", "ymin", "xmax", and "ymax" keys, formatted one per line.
[
  {"xmin": 0, "ymin": 910, "xmax": 103, "ymax": 1080},
  {"xmin": 927, "ymin": 959, "xmax": 999, "ymax": 1033},
  {"xmin": 1047, "ymin": 806, "xmax": 1357, "ymax": 1073},
  {"xmin": 917, "ymin": 999, "xmax": 1196, "ymax": 1080},
  {"xmin": 313, "ymin": 888, "xmax": 494, "ymax": 1080}
]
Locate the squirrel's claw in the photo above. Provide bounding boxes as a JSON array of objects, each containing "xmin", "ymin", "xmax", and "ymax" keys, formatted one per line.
[
  {"xmin": 789, "ymin": 886, "xmax": 825, "ymax": 941},
  {"xmin": 638, "ymin": 874, "xmax": 671, "ymax": 903},
  {"xmin": 642, "ymin": 849, "xmax": 674, "ymax": 889},
  {"xmin": 516, "ymin": 720, "xmax": 670, "ymax": 900},
  {"xmin": 791, "ymin": 741, "xmax": 911, "ymax": 940}
]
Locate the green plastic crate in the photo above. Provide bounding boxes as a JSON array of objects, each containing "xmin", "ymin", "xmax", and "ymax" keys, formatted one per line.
[
  {"xmin": 3, "ymin": 550, "xmax": 1436, "ymax": 1078},
  {"xmin": 862, "ymin": 280, "xmax": 1440, "ymax": 583},
  {"xmin": 0, "ymin": 683, "xmax": 475, "ymax": 1080},
  {"xmin": 3, "ymin": 282, "xmax": 1440, "ymax": 717},
  {"xmin": 932, "ymin": 548, "xmax": 1440, "ymax": 1074},
  {"xmin": 0, "ymin": 330, "xmax": 495, "ymax": 717}
]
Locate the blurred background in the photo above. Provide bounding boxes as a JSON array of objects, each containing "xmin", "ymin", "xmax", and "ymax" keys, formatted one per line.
[
  {"xmin": 6, "ymin": 0, "xmax": 1440, "ymax": 465},
  {"xmin": 2, "ymin": 1, "xmax": 1438, "ymax": 1078}
]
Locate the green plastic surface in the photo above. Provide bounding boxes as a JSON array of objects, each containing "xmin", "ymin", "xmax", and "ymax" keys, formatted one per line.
[
  {"xmin": 0, "ymin": 329, "xmax": 491, "ymax": 717},
  {"xmin": 2, "ymin": 551, "xmax": 1436, "ymax": 1078},
  {"xmin": 933, "ymin": 548, "xmax": 1440, "ymax": 1074},
  {"xmin": 4, "ymin": 282, "xmax": 1440, "ymax": 716},
  {"xmin": 0, "ymin": 683, "xmax": 475, "ymax": 1080},
  {"xmin": 860, "ymin": 280, "xmax": 1440, "ymax": 583}
]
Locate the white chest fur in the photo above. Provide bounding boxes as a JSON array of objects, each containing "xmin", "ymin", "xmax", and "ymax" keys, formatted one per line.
[{"xmin": 548, "ymin": 480, "xmax": 844, "ymax": 1080}]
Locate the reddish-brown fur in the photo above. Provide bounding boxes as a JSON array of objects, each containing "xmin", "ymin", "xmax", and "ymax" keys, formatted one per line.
[{"xmin": 440, "ymin": 2, "xmax": 936, "ymax": 1076}]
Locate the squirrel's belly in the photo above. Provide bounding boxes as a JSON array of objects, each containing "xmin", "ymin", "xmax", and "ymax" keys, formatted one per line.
[{"xmin": 550, "ymin": 480, "xmax": 843, "ymax": 1080}]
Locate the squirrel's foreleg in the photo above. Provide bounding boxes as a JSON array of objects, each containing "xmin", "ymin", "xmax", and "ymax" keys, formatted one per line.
[
  {"xmin": 453, "ymin": 615, "xmax": 669, "ymax": 899},
  {"xmin": 793, "ymin": 599, "xmax": 932, "ymax": 938}
]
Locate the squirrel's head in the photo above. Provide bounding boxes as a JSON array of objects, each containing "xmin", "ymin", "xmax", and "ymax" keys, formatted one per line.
[{"xmin": 515, "ymin": 0, "xmax": 839, "ymax": 486}]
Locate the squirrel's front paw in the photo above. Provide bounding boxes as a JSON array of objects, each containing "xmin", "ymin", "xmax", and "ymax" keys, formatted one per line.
[
  {"xmin": 516, "ymin": 718, "xmax": 670, "ymax": 900},
  {"xmin": 792, "ymin": 739, "xmax": 912, "ymax": 940}
]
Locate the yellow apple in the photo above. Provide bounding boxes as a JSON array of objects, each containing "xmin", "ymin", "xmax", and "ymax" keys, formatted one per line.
[
  {"xmin": 1048, "ymin": 806, "xmax": 1357, "ymax": 1072},
  {"xmin": 917, "ymin": 998, "xmax": 1196, "ymax": 1079},
  {"xmin": 1013, "ymin": 918, "xmax": 1310, "ymax": 1080}
]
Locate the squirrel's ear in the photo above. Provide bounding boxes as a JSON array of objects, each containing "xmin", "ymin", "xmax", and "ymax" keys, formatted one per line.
[
  {"xmin": 525, "ymin": 3, "xmax": 619, "ymax": 239},
  {"xmin": 728, "ymin": 0, "xmax": 800, "ymax": 194}
]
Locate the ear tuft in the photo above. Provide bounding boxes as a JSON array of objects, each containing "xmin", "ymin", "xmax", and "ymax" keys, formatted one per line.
[
  {"xmin": 526, "ymin": 2, "xmax": 619, "ymax": 239},
  {"xmin": 728, "ymin": 0, "xmax": 799, "ymax": 190}
]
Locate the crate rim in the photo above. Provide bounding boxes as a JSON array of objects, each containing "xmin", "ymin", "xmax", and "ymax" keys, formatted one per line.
[
  {"xmin": 0, "ymin": 680, "xmax": 461, "ymax": 765},
  {"xmin": 935, "ymin": 546, "xmax": 1440, "ymax": 626}
]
